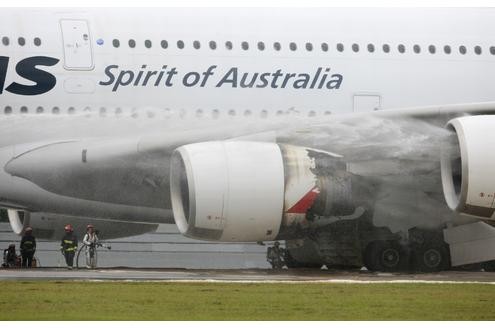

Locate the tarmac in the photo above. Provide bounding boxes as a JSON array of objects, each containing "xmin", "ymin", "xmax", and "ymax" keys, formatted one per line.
[{"xmin": 1, "ymin": 268, "xmax": 495, "ymax": 283}]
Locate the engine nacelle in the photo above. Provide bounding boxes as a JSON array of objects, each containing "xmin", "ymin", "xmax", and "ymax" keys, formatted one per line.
[
  {"xmin": 7, "ymin": 210, "xmax": 158, "ymax": 240},
  {"xmin": 170, "ymin": 141, "xmax": 353, "ymax": 242},
  {"xmin": 441, "ymin": 116, "xmax": 495, "ymax": 219}
]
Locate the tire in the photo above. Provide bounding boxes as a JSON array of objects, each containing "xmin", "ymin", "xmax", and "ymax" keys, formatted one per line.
[
  {"xmin": 414, "ymin": 243, "xmax": 450, "ymax": 272},
  {"xmin": 364, "ymin": 241, "xmax": 407, "ymax": 272},
  {"xmin": 482, "ymin": 260, "xmax": 495, "ymax": 272},
  {"xmin": 284, "ymin": 250, "xmax": 322, "ymax": 269}
]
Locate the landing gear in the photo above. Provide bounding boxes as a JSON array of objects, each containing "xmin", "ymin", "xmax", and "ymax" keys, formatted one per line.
[
  {"xmin": 284, "ymin": 251, "xmax": 322, "ymax": 269},
  {"xmin": 284, "ymin": 239, "xmax": 323, "ymax": 269},
  {"xmin": 285, "ymin": 221, "xmax": 455, "ymax": 273},
  {"xmin": 413, "ymin": 243, "xmax": 450, "ymax": 272},
  {"xmin": 482, "ymin": 260, "xmax": 495, "ymax": 272},
  {"xmin": 364, "ymin": 241, "xmax": 407, "ymax": 272}
]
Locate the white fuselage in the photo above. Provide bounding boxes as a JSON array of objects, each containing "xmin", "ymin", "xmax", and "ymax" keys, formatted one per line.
[{"xmin": 0, "ymin": 8, "xmax": 494, "ymax": 122}]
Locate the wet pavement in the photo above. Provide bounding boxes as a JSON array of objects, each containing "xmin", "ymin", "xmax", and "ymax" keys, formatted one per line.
[{"xmin": 1, "ymin": 267, "xmax": 495, "ymax": 283}]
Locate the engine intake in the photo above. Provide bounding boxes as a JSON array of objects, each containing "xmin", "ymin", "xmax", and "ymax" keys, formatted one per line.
[{"xmin": 441, "ymin": 116, "xmax": 495, "ymax": 219}]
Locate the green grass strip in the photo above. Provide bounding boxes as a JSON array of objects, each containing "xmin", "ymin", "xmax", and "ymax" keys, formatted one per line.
[{"xmin": 1, "ymin": 281, "xmax": 494, "ymax": 320}]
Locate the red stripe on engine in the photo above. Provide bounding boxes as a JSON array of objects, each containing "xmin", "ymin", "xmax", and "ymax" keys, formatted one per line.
[{"xmin": 286, "ymin": 187, "xmax": 320, "ymax": 214}]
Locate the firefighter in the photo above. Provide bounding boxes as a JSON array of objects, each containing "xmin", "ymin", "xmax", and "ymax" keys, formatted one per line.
[
  {"xmin": 60, "ymin": 224, "xmax": 78, "ymax": 270},
  {"xmin": 20, "ymin": 226, "xmax": 36, "ymax": 268},
  {"xmin": 2, "ymin": 243, "xmax": 17, "ymax": 268},
  {"xmin": 83, "ymin": 224, "xmax": 99, "ymax": 269},
  {"xmin": 266, "ymin": 241, "xmax": 286, "ymax": 269}
]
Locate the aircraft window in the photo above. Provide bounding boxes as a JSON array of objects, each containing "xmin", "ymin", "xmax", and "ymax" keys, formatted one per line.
[
  {"xmin": 444, "ymin": 45, "xmax": 452, "ymax": 54},
  {"xmin": 324, "ymin": 110, "xmax": 332, "ymax": 115},
  {"xmin": 321, "ymin": 43, "xmax": 329, "ymax": 52},
  {"xmin": 241, "ymin": 41, "xmax": 249, "ymax": 50},
  {"xmin": 196, "ymin": 109, "xmax": 203, "ymax": 117},
  {"xmin": 474, "ymin": 45, "xmax": 482, "ymax": 55},
  {"xmin": 276, "ymin": 110, "xmax": 284, "ymax": 116},
  {"xmin": 258, "ymin": 42, "xmax": 265, "ymax": 51},
  {"xmin": 193, "ymin": 40, "xmax": 200, "ymax": 49},
  {"xmin": 413, "ymin": 44, "xmax": 421, "ymax": 54},
  {"xmin": 18, "ymin": 37, "xmax": 25, "ymax": 46},
  {"xmin": 68, "ymin": 107, "xmax": 75, "ymax": 115},
  {"xmin": 289, "ymin": 42, "xmax": 297, "ymax": 51},
  {"xmin": 161, "ymin": 40, "xmax": 168, "ymax": 49},
  {"xmin": 52, "ymin": 107, "xmax": 60, "ymax": 114},
  {"xmin": 273, "ymin": 42, "xmax": 281, "ymax": 51},
  {"xmin": 308, "ymin": 110, "xmax": 316, "ymax": 117},
  {"xmin": 260, "ymin": 109, "xmax": 268, "ymax": 118},
  {"xmin": 352, "ymin": 43, "xmax": 359, "ymax": 52},
  {"xmin": 112, "ymin": 39, "xmax": 120, "ymax": 48},
  {"xmin": 115, "ymin": 107, "xmax": 123, "ymax": 115},
  {"xmin": 367, "ymin": 44, "xmax": 375, "ymax": 53},
  {"xmin": 398, "ymin": 44, "xmax": 405, "ymax": 53},
  {"xmin": 209, "ymin": 41, "xmax": 217, "ymax": 50},
  {"xmin": 382, "ymin": 44, "xmax": 390, "ymax": 53},
  {"xmin": 36, "ymin": 106, "xmax": 44, "ymax": 114},
  {"xmin": 428, "ymin": 45, "xmax": 436, "ymax": 54},
  {"xmin": 212, "ymin": 109, "xmax": 220, "ymax": 119},
  {"xmin": 4, "ymin": 106, "xmax": 12, "ymax": 115},
  {"xmin": 2, "ymin": 37, "xmax": 9, "ymax": 46},
  {"xmin": 144, "ymin": 40, "xmax": 152, "ymax": 48},
  {"xmin": 225, "ymin": 41, "xmax": 233, "ymax": 50},
  {"xmin": 228, "ymin": 109, "xmax": 236, "ymax": 116},
  {"xmin": 336, "ymin": 43, "xmax": 344, "ymax": 52},
  {"xmin": 177, "ymin": 40, "xmax": 185, "ymax": 49},
  {"xmin": 83, "ymin": 107, "xmax": 91, "ymax": 113},
  {"xmin": 100, "ymin": 107, "xmax": 107, "ymax": 115},
  {"xmin": 306, "ymin": 43, "xmax": 313, "ymax": 51},
  {"xmin": 128, "ymin": 39, "xmax": 136, "ymax": 48},
  {"xmin": 20, "ymin": 106, "xmax": 28, "ymax": 114},
  {"xmin": 244, "ymin": 109, "xmax": 252, "ymax": 116},
  {"xmin": 33, "ymin": 37, "xmax": 41, "ymax": 46},
  {"xmin": 459, "ymin": 45, "xmax": 467, "ymax": 54}
]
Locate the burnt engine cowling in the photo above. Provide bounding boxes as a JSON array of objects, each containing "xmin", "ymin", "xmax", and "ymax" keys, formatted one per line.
[
  {"xmin": 441, "ymin": 115, "xmax": 495, "ymax": 219},
  {"xmin": 170, "ymin": 141, "xmax": 354, "ymax": 242},
  {"xmin": 7, "ymin": 210, "xmax": 158, "ymax": 240}
]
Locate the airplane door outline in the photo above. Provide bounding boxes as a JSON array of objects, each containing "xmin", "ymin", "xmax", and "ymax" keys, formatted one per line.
[
  {"xmin": 60, "ymin": 19, "xmax": 94, "ymax": 71},
  {"xmin": 353, "ymin": 93, "xmax": 381, "ymax": 112}
]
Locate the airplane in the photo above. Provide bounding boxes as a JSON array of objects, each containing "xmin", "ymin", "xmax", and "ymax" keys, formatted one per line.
[{"xmin": 1, "ymin": 7, "xmax": 495, "ymax": 272}]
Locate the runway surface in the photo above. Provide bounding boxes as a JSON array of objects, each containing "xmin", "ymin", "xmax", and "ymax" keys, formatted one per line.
[{"xmin": 2, "ymin": 268, "xmax": 495, "ymax": 283}]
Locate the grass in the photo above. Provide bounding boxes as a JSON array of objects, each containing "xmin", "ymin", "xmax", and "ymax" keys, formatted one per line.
[{"xmin": 0, "ymin": 281, "xmax": 494, "ymax": 320}]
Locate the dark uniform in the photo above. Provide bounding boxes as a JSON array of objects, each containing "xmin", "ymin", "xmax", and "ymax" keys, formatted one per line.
[
  {"xmin": 61, "ymin": 229, "xmax": 78, "ymax": 269},
  {"xmin": 2, "ymin": 244, "xmax": 17, "ymax": 268},
  {"xmin": 267, "ymin": 242, "xmax": 286, "ymax": 269},
  {"xmin": 20, "ymin": 228, "xmax": 36, "ymax": 268}
]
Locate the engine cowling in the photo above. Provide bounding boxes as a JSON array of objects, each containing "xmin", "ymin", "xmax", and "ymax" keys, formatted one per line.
[
  {"xmin": 170, "ymin": 141, "xmax": 353, "ymax": 242},
  {"xmin": 7, "ymin": 210, "xmax": 158, "ymax": 240},
  {"xmin": 441, "ymin": 115, "xmax": 495, "ymax": 219}
]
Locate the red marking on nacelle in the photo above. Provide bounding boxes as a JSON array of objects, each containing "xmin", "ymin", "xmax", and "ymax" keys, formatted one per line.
[{"xmin": 286, "ymin": 187, "xmax": 320, "ymax": 214}]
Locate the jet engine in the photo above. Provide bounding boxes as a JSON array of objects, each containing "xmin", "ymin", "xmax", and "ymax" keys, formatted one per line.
[
  {"xmin": 441, "ymin": 115, "xmax": 495, "ymax": 219},
  {"xmin": 6, "ymin": 210, "xmax": 158, "ymax": 240},
  {"xmin": 170, "ymin": 141, "xmax": 355, "ymax": 242}
]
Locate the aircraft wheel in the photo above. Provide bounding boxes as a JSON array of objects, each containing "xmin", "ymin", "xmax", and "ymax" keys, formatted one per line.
[
  {"xmin": 364, "ymin": 241, "xmax": 406, "ymax": 272},
  {"xmin": 482, "ymin": 260, "xmax": 495, "ymax": 272},
  {"xmin": 284, "ymin": 250, "xmax": 322, "ymax": 269},
  {"xmin": 414, "ymin": 243, "xmax": 450, "ymax": 272}
]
